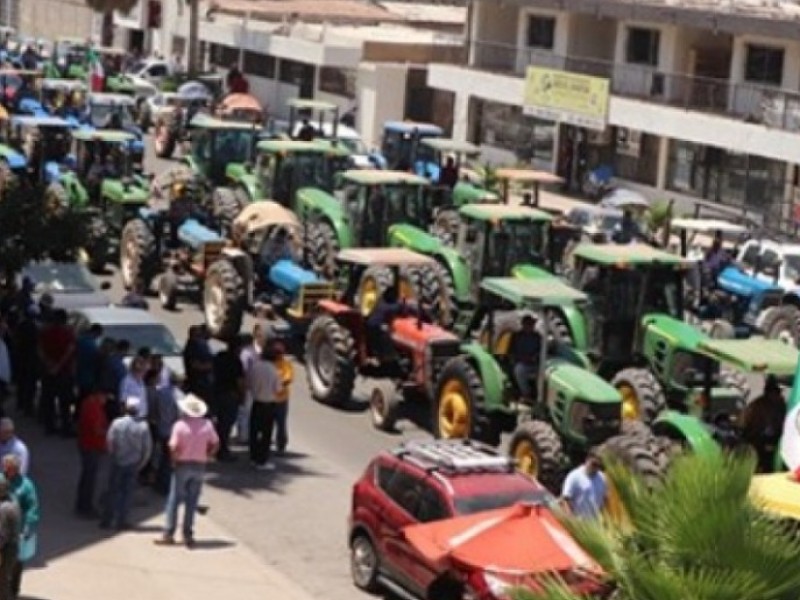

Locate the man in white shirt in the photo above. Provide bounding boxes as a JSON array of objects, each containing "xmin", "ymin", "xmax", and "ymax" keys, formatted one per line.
[
  {"xmin": 237, "ymin": 323, "xmax": 266, "ymax": 443},
  {"xmin": 246, "ymin": 344, "xmax": 281, "ymax": 470},
  {"xmin": 0, "ymin": 419, "xmax": 29, "ymax": 476},
  {"xmin": 118, "ymin": 357, "xmax": 149, "ymax": 420}
]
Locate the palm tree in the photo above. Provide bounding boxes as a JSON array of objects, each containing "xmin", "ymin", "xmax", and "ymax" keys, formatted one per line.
[
  {"xmin": 84, "ymin": 0, "xmax": 139, "ymax": 45},
  {"xmin": 519, "ymin": 452, "xmax": 800, "ymax": 600}
]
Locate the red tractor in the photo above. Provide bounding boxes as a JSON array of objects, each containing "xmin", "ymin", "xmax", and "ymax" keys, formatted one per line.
[{"xmin": 304, "ymin": 248, "xmax": 462, "ymax": 430}]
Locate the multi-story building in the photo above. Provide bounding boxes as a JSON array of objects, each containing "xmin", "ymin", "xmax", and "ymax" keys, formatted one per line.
[{"xmin": 430, "ymin": 0, "xmax": 800, "ymax": 230}]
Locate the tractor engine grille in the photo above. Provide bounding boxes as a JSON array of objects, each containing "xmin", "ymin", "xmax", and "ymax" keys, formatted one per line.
[
  {"xmin": 290, "ymin": 282, "xmax": 337, "ymax": 318},
  {"xmin": 570, "ymin": 401, "xmax": 621, "ymax": 444}
]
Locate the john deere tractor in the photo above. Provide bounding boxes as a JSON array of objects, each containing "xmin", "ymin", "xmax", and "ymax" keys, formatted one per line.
[
  {"xmin": 202, "ymin": 200, "xmax": 336, "ymax": 341},
  {"xmin": 430, "ymin": 276, "xmax": 668, "ymax": 491}
]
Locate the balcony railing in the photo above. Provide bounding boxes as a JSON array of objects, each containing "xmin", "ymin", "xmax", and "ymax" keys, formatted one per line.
[{"xmin": 470, "ymin": 40, "xmax": 800, "ymax": 134}]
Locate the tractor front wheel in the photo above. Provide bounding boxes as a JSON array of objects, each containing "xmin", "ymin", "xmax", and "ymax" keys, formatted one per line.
[
  {"xmin": 305, "ymin": 315, "xmax": 356, "ymax": 406},
  {"xmin": 356, "ymin": 266, "xmax": 393, "ymax": 316},
  {"xmin": 758, "ymin": 305, "xmax": 800, "ymax": 346},
  {"xmin": 433, "ymin": 358, "xmax": 484, "ymax": 441},
  {"xmin": 158, "ymin": 271, "xmax": 179, "ymax": 311},
  {"xmin": 203, "ymin": 260, "xmax": 246, "ymax": 340},
  {"xmin": 611, "ymin": 368, "xmax": 666, "ymax": 425},
  {"xmin": 508, "ymin": 420, "xmax": 566, "ymax": 492},
  {"xmin": 369, "ymin": 380, "xmax": 401, "ymax": 433},
  {"xmin": 120, "ymin": 218, "xmax": 156, "ymax": 290}
]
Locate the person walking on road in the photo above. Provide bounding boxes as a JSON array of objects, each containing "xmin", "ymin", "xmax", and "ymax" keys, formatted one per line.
[
  {"xmin": 155, "ymin": 394, "xmax": 218, "ymax": 548},
  {"xmin": 75, "ymin": 385, "xmax": 108, "ymax": 517},
  {"xmin": 560, "ymin": 450, "xmax": 607, "ymax": 519},
  {"xmin": 0, "ymin": 419, "xmax": 29, "ymax": 476},
  {"xmin": 0, "ymin": 476, "xmax": 20, "ymax": 600},
  {"xmin": 183, "ymin": 325, "xmax": 214, "ymax": 403},
  {"xmin": 237, "ymin": 324, "xmax": 266, "ymax": 443},
  {"xmin": 101, "ymin": 397, "xmax": 152, "ymax": 530},
  {"xmin": 3, "ymin": 455, "xmax": 38, "ymax": 598},
  {"xmin": 149, "ymin": 371, "xmax": 180, "ymax": 495},
  {"xmin": 76, "ymin": 323, "xmax": 103, "ymax": 401},
  {"xmin": 119, "ymin": 356, "xmax": 149, "ymax": 421},
  {"xmin": 270, "ymin": 343, "xmax": 293, "ymax": 455},
  {"xmin": 213, "ymin": 338, "xmax": 244, "ymax": 461},
  {"xmin": 38, "ymin": 309, "xmax": 77, "ymax": 436},
  {"xmin": 246, "ymin": 344, "xmax": 282, "ymax": 470}
]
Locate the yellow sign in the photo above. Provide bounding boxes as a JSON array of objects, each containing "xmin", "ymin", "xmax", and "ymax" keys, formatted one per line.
[{"xmin": 523, "ymin": 67, "xmax": 610, "ymax": 131}]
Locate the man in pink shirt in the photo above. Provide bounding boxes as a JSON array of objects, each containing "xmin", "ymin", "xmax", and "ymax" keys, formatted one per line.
[{"xmin": 154, "ymin": 394, "xmax": 218, "ymax": 548}]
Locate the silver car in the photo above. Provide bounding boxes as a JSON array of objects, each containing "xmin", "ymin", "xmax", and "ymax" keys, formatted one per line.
[{"xmin": 22, "ymin": 261, "xmax": 111, "ymax": 310}]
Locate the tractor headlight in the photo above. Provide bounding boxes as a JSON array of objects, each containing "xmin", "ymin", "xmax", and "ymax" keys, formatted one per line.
[{"xmin": 568, "ymin": 401, "xmax": 591, "ymax": 435}]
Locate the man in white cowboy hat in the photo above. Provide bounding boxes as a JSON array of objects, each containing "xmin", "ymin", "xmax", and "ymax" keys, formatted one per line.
[{"xmin": 155, "ymin": 393, "xmax": 218, "ymax": 548}]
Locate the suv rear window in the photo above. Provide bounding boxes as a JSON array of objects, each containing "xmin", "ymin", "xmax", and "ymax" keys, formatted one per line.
[{"xmin": 454, "ymin": 488, "xmax": 553, "ymax": 516}]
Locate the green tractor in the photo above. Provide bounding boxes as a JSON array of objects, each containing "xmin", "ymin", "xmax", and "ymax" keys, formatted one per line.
[
  {"xmin": 213, "ymin": 138, "xmax": 352, "ymax": 224},
  {"xmin": 70, "ymin": 129, "xmax": 150, "ymax": 270},
  {"xmin": 430, "ymin": 276, "xmax": 668, "ymax": 490}
]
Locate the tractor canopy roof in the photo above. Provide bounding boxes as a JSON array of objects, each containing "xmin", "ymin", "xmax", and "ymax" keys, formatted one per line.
[
  {"xmin": 480, "ymin": 277, "xmax": 588, "ymax": 309},
  {"xmin": 87, "ymin": 92, "xmax": 135, "ymax": 106},
  {"xmin": 10, "ymin": 115, "xmax": 70, "ymax": 129},
  {"xmin": 256, "ymin": 139, "xmax": 349, "ymax": 157},
  {"xmin": 232, "ymin": 200, "xmax": 301, "ymax": 239},
  {"xmin": 72, "ymin": 129, "xmax": 136, "ymax": 143},
  {"xmin": 189, "ymin": 113, "xmax": 262, "ymax": 131},
  {"xmin": 696, "ymin": 337, "xmax": 800, "ymax": 376},
  {"xmin": 42, "ymin": 78, "xmax": 87, "ymax": 91},
  {"xmin": 337, "ymin": 247, "xmax": 436, "ymax": 267},
  {"xmin": 459, "ymin": 203, "xmax": 552, "ymax": 222},
  {"xmin": 573, "ymin": 243, "xmax": 690, "ymax": 268},
  {"xmin": 0, "ymin": 68, "xmax": 41, "ymax": 77},
  {"xmin": 342, "ymin": 169, "xmax": 428, "ymax": 187},
  {"xmin": 97, "ymin": 46, "xmax": 126, "ymax": 55},
  {"xmin": 384, "ymin": 120, "xmax": 443, "ymax": 135},
  {"xmin": 56, "ymin": 36, "xmax": 86, "ymax": 45},
  {"xmin": 495, "ymin": 168, "xmax": 563, "ymax": 185},
  {"xmin": 670, "ymin": 218, "xmax": 749, "ymax": 234},
  {"xmin": 287, "ymin": 98, "xmax": 338, "ymax": 112},
  {"xmin": 420, "ymin": 138, "xmax": 480, "ymax": 155}
]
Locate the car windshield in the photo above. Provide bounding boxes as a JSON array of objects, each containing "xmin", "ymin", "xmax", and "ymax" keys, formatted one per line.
[
  {"xmin": 24, "ymin": 263, "xmax": 95, "ymax": 294},
  {"xmin": 90, "ymin": 102, "xmax": 135, "ymax": 129},
  {"xmin": 101, "ymin": 324, "xmax": 182, "ymax": 356},
  {"xmin": 454, "ymin": 488, "xmax": 553, "ymax": 516},
  {"xmin": 783, "ymin": 254, "xmax": 800, "ymax": 281}
]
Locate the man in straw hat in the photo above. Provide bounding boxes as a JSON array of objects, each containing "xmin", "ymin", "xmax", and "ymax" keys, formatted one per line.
[{"xmin": 155, "ymin": 393, "xmax": 218, "ymax": 548}]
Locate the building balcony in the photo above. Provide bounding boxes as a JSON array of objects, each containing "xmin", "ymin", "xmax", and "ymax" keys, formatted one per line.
[{"xmin": 470, "ymin": 40, "xmax": 800, "ymax": 134}]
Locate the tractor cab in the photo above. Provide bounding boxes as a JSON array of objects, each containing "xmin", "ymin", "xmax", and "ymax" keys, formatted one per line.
[
  {"xmin": 254, "ymin": 139, "xmax": 351, "ymax": 208},
  {"xmin": 337, "ymin": 170, "xmax": 430, "ymax": 248},
  {"xmin": 215, "ymin": 93, "xmax": 264, "ymax": 124},
  {"xmin": 456, "ymin": 204, "xmax": 553, "ymax": 298},
  {"xmin": 380, "ymin": 121, "xmax": 443, "ymax": 171},
  {"xmin": 4, "ymin": 115, "xmax": 73, "ymax": 184},
  {"xmin": 416, "ymin": 138, "xmax": 480, "ymax": 183},
  {"xmin": 84, "ymin": 93, "xmax": 143, "ymax": 170},
  {"xmin": 96, "ymin": 47, "xmax": 135, "ymax": 96},
  {"xmin": 185, "ymin": 114, "xmax": 262, "ymax": 186},
  {"xmin": 0, "ymin": 69, "xmax": 41, "ymax": 113},
  {"xmin": 38, "ymin": 78, "xmax": 86, "ymax": 120},
  {"xmin": 287, "ymin": 98, "xmax": 339, "ymax": 141},
  {"xmin": 495, "ymin": 168, "xmax": 564, "ymax": 208}
]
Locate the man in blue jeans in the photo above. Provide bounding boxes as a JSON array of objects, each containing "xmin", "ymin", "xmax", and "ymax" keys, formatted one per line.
[
  {"xmin": 101, "ymin": 397, "xmax": 152, "ymax": 530},
  {"xmin": 155, "ymin": 394, "xmax": 218, "ymax": 548}
]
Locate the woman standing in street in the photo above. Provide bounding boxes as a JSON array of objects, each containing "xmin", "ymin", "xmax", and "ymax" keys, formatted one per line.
[{"xmin": 3, "ymin": 454, "xmax": 39, "ymax": 598}]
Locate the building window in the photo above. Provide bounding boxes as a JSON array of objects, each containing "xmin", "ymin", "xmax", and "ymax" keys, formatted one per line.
[
  {"xmin": 278, "ymin": 59, "xmax": 315, "ymax": 98},
  {"xmin": 209, "ymin": 43, "xmax": 238, "ymax": 68},
  {"xmin": 613, "ymin": 129, "xmax": 657, "ymax": 186},
  {"xmin": 472, "ymin": 99, "xmax": 555, "ymax": 164},
  {"xmin": 526, "ymin": 16, "xmax": 555, "ymax": 49},
  {"xmin": 243, "ymin": 52, "xmax": 276, "ymax": 78},
  {"xmin": 745, "ymin": 45, "xmax": 784, "ymax": 86},
  {"xmin": 625, "ymin": 27, "xmax": 660, "ymax": 66},
  {"xmin": 319, "ymin": 67, "xmax": 356, "ymax": 99}
]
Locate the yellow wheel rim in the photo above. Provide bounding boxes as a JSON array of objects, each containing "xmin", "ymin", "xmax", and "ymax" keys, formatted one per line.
[
  {"xmin": 618, "ymin": 383, "xmax": 641, "ymax": 421},
  {"xmin": 359, "ymin": 277, "xmax": 379, "ymax": 316},
  {"xmin": 438, "ymin": 380, "xmax": 470, "ymax": 438},
  {"xmin": 513, "ymin": 440, "xmax": 539, "ymax": 477}
]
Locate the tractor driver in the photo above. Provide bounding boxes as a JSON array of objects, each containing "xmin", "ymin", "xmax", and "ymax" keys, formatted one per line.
[
  {"xmin": 702, "ymin": 230, "xmax": 730, "ymax": 285},
  {"xmin": 509, "ymin": 314, "xmax": 543, "ymax": 402},
  {"xmin": 297, "ymin": 119, "xmax": 316, "ymax": 142},
  {"xmin": 366, "ymin": 286, "xmax": 404, "ymax": 361},
  {"xmin": 438, "ymin": 156, "xmax": 459, "ymax": 189},
  {"xmin": 741, "ymin": 375, "xmax": 786, "ymax": 472}
]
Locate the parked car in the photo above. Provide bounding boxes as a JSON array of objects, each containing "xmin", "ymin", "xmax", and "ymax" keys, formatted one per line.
[
  {"xmin": 348, "ymin": 439, "xmax": 560, "ymax": 600},
  {"xmin": 70, "ymin": 306, "xmax": 184, "ymax": 378},
  {"xmin": 566, "ymin": 205, "xmax": 623, "ymax": 243},
  {"xmin": 22, "ymin": 261, "xmax": 111, "ymax": 310}
]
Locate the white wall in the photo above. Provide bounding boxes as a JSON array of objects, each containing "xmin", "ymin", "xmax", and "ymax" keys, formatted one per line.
[{"xmin": 356, "ymin": 62, "xmax": 408, "ymax": 147}]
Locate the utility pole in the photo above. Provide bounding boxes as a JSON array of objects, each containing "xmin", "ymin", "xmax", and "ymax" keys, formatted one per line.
[{"xmin": 188, "ymin": 0, "xmax": 200, "ymax": 75}]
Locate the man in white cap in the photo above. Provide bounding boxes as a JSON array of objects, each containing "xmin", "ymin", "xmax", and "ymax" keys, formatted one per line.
[
  {"xmin": 101, "ymin": 397, "xmax": 152, "ymax": 530},
  {"xmin": 155, "ymin": 394, "xmax": 218, "ymax": 548}
]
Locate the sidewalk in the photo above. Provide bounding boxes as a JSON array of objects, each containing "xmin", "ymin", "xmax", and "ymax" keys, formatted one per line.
[{"xmin": 16, "ymin": 417, "xmax": 316, "ymax": 600}]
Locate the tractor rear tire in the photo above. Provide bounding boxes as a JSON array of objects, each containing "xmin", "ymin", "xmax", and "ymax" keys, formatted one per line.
[
  {"xmin": 420, "ymin": 261, "xmax": 458, "ymax": 328},
  {"xmin": 307, "ymin": 220, "xmax": 340, "ymax": 278},
  {"xmin": 433, "ymin": 358, "xmax": 484, "ymax": 441},
  {"xmin": 153, "ymin": 118, "xmax": 177, "ymax": 159},
  {"xmin": 305, "ymin": 315, "xmax": 356, "ymax": 406},
  {"xmin": 397, "ymin": 265, "xmax": 425, "ymax": 304},
  {"xmin": 213, "ymin": 187, "xmax": 243, "ymax": 236},
  {"xmin": 611, "ymin": 367, "xmax": 666, "ymax": 425},
  {"xmin": 720, "ymin": 367, "xmax": 750, "ymax": 403},
  {"xmin": 758, "ymin": 305, "xmax": 800, "ymax": 346},
  {"xmin": 431, "ymin": 209, "xmax": 460, "ymax": 246},
  {"xmin": 601, "ymin": 433, "xmax": 664, "ymax": 487},
  {"xmin": 508, "ymin": 420, "xmax": 566, "ymax": 492},
  {"xmin": 120, "ymin": 218, "xmax": 155, "ymax": 291},
  {"xmin": 356, "ymin": 266, "xmax": 394, "ymax": 316},
  {"xmin": 203, "ymin": 260, "xmax": 246, "ymax": 340}
]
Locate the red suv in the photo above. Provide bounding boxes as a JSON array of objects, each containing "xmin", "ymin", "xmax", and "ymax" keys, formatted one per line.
[{"xmin": 348, "ymin": 439, "xmax": 561, "ymax": 600}]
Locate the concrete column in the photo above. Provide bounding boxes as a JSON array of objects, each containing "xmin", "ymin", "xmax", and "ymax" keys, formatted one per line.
[
  {"xmin": 451, "ymin": 92, "xmax": 470, "ymax": 142},
  {"xmin": 655, "ymin": 135, "xmax": 670, "ymax": 190}
]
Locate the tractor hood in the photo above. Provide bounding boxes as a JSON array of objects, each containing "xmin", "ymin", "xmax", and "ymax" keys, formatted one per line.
[
  {"xmin": 389, "ymin": 223, "xmax": 448, "ymax": 255},
  {"xmin": 269, "ymin": 259, "xmax": 320, "ymax": 296},
  {"xmin": 642, "ymin": 313, "xmax": 706, "ymax": 353},
  {"xmin": 545, "ymin": 361, "xmax": 620, "ymax": 404},
  {"xmin": 512, "ymin": 263, "xmax": 560, "ymax": 282},
  {"xmin": 102, "ymin": 179, "xmax": 150, "ymax": 204},
  {"xmin": 718, "ymin": 265, "xmax": 782, "ymax": 297},
  {"xmin": 178, "ymin": 219, "xmax": 224, "ymax": 248}
]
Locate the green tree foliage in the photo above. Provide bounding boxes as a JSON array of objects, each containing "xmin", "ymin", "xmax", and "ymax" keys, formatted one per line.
[
  {"xmin": 519, "ymin": 452, "xmax": 800, "ymax": 600},
  {"xmin": 0, "ymin": 182, "xmax": 88, "ymax": 278}
]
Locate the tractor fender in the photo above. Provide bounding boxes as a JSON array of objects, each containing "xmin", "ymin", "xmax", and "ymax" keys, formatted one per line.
[
  {"xmin": 556, "ymin": 306, "xmax": 588, "ymax": 351},
  {"xmin": 0, "ymin": 144, "xmax": 26, "ymax": 170},
  {"xmin": 59, "ymin": 171, "xmax": 89, "ymax": 209},
  {"xmin": 298, "ymin": 188, "xmax": 351, "ymax": 248},
  {"xmin": 225, "ymin": 163, "xmax": 260, "ymax": 200},
  {"xmin": 451, "ymin": 181, "xmax": 499, "ymax": 206},
  {"xmin": 459, "ymin": 342, "xmax": 507, "ymax": 412},
  {"xmin": 653, "ymin": 410, "xmax": 719, "ymax": 459}
]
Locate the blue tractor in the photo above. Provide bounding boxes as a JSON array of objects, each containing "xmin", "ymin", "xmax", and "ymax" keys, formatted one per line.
[
  {"xmin": 202, "ymin": 201, "xmax": 335, "ymax": 341},
  {"xmin": 79, "ymin": 93, "xmax": 145, "ymax": 171},
  {"xmin": 376, "ymin": 121, "xmax": 443, "ymax": 173}
]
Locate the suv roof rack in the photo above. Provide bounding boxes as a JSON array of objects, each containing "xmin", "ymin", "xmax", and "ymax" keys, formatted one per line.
[{"xmin": 395, "ymin": 438, "xmax": 514, "ymax": 473}]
